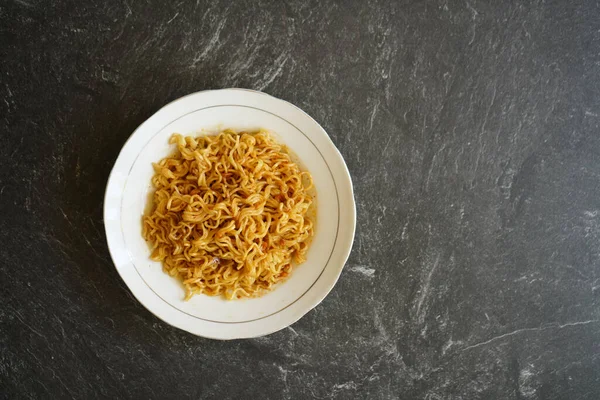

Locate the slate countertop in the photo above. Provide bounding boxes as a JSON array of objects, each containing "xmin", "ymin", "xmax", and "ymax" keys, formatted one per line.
[{"xmin": 2, "ymin": 1, "xmax": 600, "ymax": 399}]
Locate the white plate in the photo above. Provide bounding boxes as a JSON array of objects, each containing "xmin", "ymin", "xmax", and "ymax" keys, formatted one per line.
[{"xmin": 103, "ymin": 89, "xmax": 356, "ymax": 339}]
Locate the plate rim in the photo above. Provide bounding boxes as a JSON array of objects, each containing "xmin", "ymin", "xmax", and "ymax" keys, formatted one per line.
[{"xmin": 103, "ymin": 88, "xmax": 356, "ymax": 339}]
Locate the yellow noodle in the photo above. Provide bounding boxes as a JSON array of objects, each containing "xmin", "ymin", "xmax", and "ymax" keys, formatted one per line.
[{"xmin": 142, "ymin": 129, "xmax": 315, "ymax": 300}]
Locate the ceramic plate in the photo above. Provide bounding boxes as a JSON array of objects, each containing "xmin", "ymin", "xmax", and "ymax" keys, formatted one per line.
[{"xmin": 103, "ymin": 89, "xmax": 356, "ymax": 339}]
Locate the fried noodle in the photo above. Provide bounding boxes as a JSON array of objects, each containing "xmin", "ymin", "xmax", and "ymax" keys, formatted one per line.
[{"xmin": 142, "ymin": 129, "xmax": 315, "ymax": 300}]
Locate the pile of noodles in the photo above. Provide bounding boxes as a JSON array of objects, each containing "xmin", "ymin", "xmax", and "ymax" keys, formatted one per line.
[{"xmin": 142, "ymin": 129, "xmax": 315, "ymax": 300}]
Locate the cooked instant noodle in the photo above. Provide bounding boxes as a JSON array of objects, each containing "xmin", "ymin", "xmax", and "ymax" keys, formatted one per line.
[{"xmin": 142, "ymin": 129, "xmax": 315, "ymax": 300}]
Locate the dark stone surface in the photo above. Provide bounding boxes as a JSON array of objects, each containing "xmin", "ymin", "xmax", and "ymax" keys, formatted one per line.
[{"xmin": 2, "ymin": 0, "xmax": 600, "ymax": 398}]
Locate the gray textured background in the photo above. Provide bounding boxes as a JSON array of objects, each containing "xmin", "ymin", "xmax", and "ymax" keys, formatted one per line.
[{"xmin": 2, "ymin": 0, "xmax": 600, "ymax": 399}]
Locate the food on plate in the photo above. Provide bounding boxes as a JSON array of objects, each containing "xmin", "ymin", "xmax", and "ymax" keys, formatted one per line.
[{"xmin": 143, "ymin": 129, "xmax": 315, "ymax": 300}]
